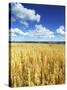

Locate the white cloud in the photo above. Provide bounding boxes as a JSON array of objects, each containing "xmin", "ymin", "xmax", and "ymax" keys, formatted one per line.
[
  {"xmin": 9, "ymin": 29, "xmax": 16, "ymax": 37},
  {"xmin": 20, "ymin": 21, "xmax": 29, "ymax": 27},
  {"xmin": 34, "ymin": 24, "xmax": 54, "ymax": 38},
  {"xmin": 11, "ymin": 3, "xmax": 40, "ymax": 23},
  {"xmin": 10, "ymin": 24, "xmax": 54, "ymax": 38},
  {"xmin": 10, "ymin": 28, "xmax": 28, "ymax": 37},
  {"xmin": 10, "ymin": 32, "xmax": 17, "ymax": 37},
  {"xmin": 56, "ymin": 26, "xmax": 65, "ymax": 35}
]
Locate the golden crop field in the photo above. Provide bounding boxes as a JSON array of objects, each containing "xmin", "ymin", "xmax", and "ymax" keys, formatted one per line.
[{"xmin": 9, "ymin": 43, "xmax": 65, "ymax": 87}]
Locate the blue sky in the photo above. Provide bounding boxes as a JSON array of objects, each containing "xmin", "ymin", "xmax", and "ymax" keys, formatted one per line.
[{"xmin": 9, "ymin": 3, "xmax": 65, "ymax": 42}]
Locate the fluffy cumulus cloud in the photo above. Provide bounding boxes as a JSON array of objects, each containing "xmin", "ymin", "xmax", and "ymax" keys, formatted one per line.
[
  {"xmin": 10, "ymin": 25, "xmax": 65, "ymax": 40},
  {"xmin": 35, "ymin": 25, "xmax": 54, "ymax": 38},
  {"xmin": 56, "ymin": 25, "xmax": 65, "ymax": 35},
  {"xmin": 11, "ymin": 3, "xmax": 40, "ymax": 25},
  {"xmin": 10, "ymin": 24, "xmax": 54, "ymax": 38}
]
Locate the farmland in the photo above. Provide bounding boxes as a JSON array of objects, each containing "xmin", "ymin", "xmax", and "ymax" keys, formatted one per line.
[{"xmin": 9, "ymin": 43, "xmax": 65, "ymax": 87}]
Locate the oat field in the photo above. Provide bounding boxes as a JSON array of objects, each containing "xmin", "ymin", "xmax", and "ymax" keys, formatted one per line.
[{"xmin": 9, "ymin": 43, "xmax": 65, "ymax": 87}]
